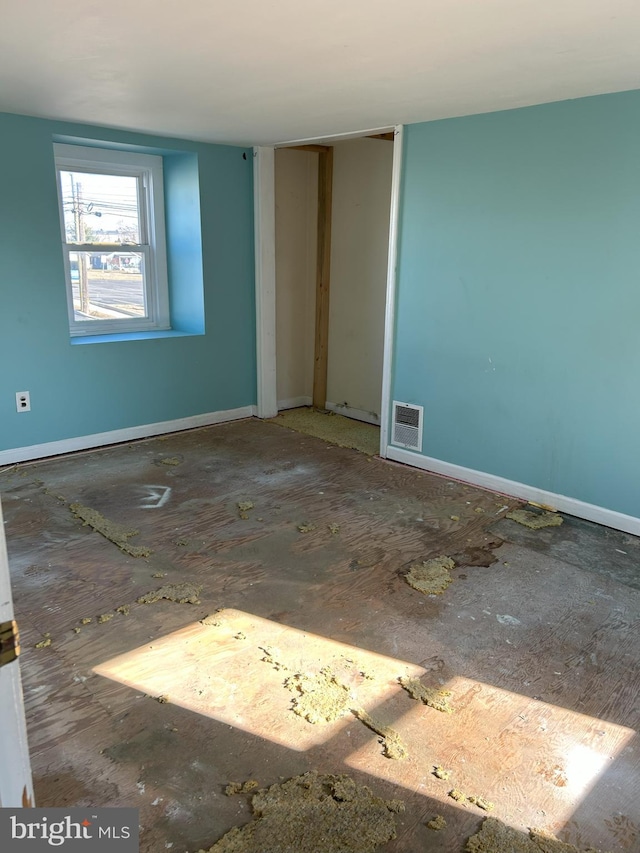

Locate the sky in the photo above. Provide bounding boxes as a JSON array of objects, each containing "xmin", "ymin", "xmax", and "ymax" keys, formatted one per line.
[{"xmin": 59, "ymin": 170, "xmax": 141, "ymax": 242}]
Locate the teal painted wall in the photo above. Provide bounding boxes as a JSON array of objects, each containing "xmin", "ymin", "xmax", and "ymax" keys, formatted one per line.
[
  {"xmin": 164, "ymin": 151, "xmax": 206, "ymax": 335},
  {"xmin": 393, "ymin": 90, "xmax": 640, "ymax": 518},
  {"xmin": 0, "ymin": 113, "xmax": 255, "ymax": 452}
]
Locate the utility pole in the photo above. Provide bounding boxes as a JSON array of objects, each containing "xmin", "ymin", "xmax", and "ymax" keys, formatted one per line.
[{"xmin": 72, "ymin": 178, "xmax": 89, "ymax": 315}]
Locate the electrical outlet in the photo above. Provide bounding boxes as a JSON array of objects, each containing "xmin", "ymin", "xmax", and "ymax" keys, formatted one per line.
[{"xmin": 16, "ymin": 391, "xmax": 31, "ymax": 412}]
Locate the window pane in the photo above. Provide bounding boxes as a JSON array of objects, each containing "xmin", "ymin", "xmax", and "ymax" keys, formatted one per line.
[
  {"xmin": 60, "ymin": 171, "xmax": 141, "ymax": 244},
  {"xmin": 70, "ymin": 251, "xmax": 147, "ymax": 321}
]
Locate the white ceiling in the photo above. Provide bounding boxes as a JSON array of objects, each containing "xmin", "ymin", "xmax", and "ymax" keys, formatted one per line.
[{"xmin": 2, "ymin": 0, "xmax": 640, "ymax": 146}]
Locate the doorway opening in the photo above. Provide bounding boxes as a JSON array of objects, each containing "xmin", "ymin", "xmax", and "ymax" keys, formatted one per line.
[{"xmin": 272, "ymin": 131, "xmax": 396, "ymax": 449}]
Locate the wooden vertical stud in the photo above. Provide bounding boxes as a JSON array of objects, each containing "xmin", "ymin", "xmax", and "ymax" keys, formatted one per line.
[{"xmin": 313, "ymin": 146, "xmax": 334, "ymax": 410}]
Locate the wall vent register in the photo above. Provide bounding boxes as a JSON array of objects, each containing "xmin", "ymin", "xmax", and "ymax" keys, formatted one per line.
[{"xmin": 391, "ymin": 401, "xmax": 423, "ymax": 451}]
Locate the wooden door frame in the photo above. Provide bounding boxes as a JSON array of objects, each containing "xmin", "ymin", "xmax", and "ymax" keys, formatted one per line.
[
  {"xmin": 312, "ymin": 145, "xmax": 333, "ymax": 410},
  {"xmin": 253, "ymin": 125, "xmax": 404, "ymax": 456}
]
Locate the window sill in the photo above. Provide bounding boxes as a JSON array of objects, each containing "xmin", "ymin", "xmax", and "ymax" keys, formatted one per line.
[{"xmin": 70, "ymin": 329, "xmax": 203, "ymax": 345}]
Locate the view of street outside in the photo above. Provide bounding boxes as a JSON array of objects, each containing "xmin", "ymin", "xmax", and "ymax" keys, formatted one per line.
[
  {"xmin": 72, "ymin": 268, "xmax": 145, "ymax": 320},
  {"xmin": 61, "ymin": 169, "xmax": 147, "ymax": 322}
]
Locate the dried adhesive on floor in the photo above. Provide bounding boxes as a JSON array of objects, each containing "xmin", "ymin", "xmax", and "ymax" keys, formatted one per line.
[
  {"xmin": 466, "ymin": 817, "xmax": 597, "ymax": 852},
  {"xmin": 136, "ymin": 582, "xmax": 202, "ymax": 605},
  {"xmin": 69, "ymin": 502, "xmax": 152, "ymax": 557},
  {"xmin": 352, "ymin": 708, "xmax": 408, "ymax": 760},
  {"xmin": 399, "ymin": 675, "xmax": 454, "ymax": 713},
  {"xmin": 198, "ymin": 772, "xmax": 404, "ymax": 853},
  {"xmin": 226, "ymin": 781, "xmax": 259, "ymax": 796},
  {"xmin": 269, "ymin": 408, "xmax": 379, "ymax": 456},
  {"xmin": 284, "ymin": 668, "xmax": 351, "ymax": 724},
  {"xmin": 467, "ymin": 794, "xmax": 494, "ymax": 811},
  {"xmin": 433, "ymin": 765, "xmax": 451, "ymax": 780},
  {"xmin": 405, "ymin": 555, "xmax": 455, "ymax": 594},
  {"xmin": 506, "ymin": 509, "xmax": 564, "ymax": 529}
]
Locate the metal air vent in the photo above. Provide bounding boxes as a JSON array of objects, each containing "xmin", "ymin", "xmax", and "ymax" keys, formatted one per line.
[{"xmin": 392, "ymin": 401, "xmax": 423, "ymax": 451}]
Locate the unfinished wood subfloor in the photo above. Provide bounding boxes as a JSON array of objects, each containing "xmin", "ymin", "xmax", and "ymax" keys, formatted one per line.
[{"xmin": 1, "ymin": 418, "xmax": 638, "ymax": 853}]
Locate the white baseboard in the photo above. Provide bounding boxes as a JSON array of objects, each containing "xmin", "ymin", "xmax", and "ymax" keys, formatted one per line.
[
  {"xmin": 325, "ymin": 402, "xmax": 380, "ymax": 426},
  {"xmin": 0, "ymin": 406, "xmax": 257, "ymax": 466},
  {"xmin": 385, "ymin": 446, "xmax": 640, "ymax": 537},
  {"xmin": 277, "ymin": 396, "xmax": 312, "ymax": 411}
]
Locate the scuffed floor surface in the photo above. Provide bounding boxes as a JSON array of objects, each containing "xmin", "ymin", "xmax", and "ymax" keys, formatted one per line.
[{"xmin": 1, "ymin": 417, "xmax": 639, "ymax": 852}]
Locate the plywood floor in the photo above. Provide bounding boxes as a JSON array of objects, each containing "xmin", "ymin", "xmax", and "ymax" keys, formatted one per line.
[{"xmin": 1, "ymin": 418, "xmax": 638, "ymax": 852}]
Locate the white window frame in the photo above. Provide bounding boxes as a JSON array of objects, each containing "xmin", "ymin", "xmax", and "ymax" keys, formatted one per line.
[{"xmin": 54, "ymin": 143, "xmax": 170, "ymax": 336}]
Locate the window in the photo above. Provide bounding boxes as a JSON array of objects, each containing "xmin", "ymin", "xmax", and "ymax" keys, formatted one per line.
[{"xmin": 54, "ymin": 144, "xmax": 169, "ymax": 336}]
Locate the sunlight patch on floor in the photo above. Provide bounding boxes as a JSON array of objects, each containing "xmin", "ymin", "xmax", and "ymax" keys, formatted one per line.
[
  {"xmin": 93, "ymin": 608, "xmax": 424, "ymax": 750},
  {"xmin": 344, "ymin": 674, "xmax": 635, "ymax": 829},
  {"xmin": 94, "ymin": 608, "xmax": 635, "ymax": 839}
]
